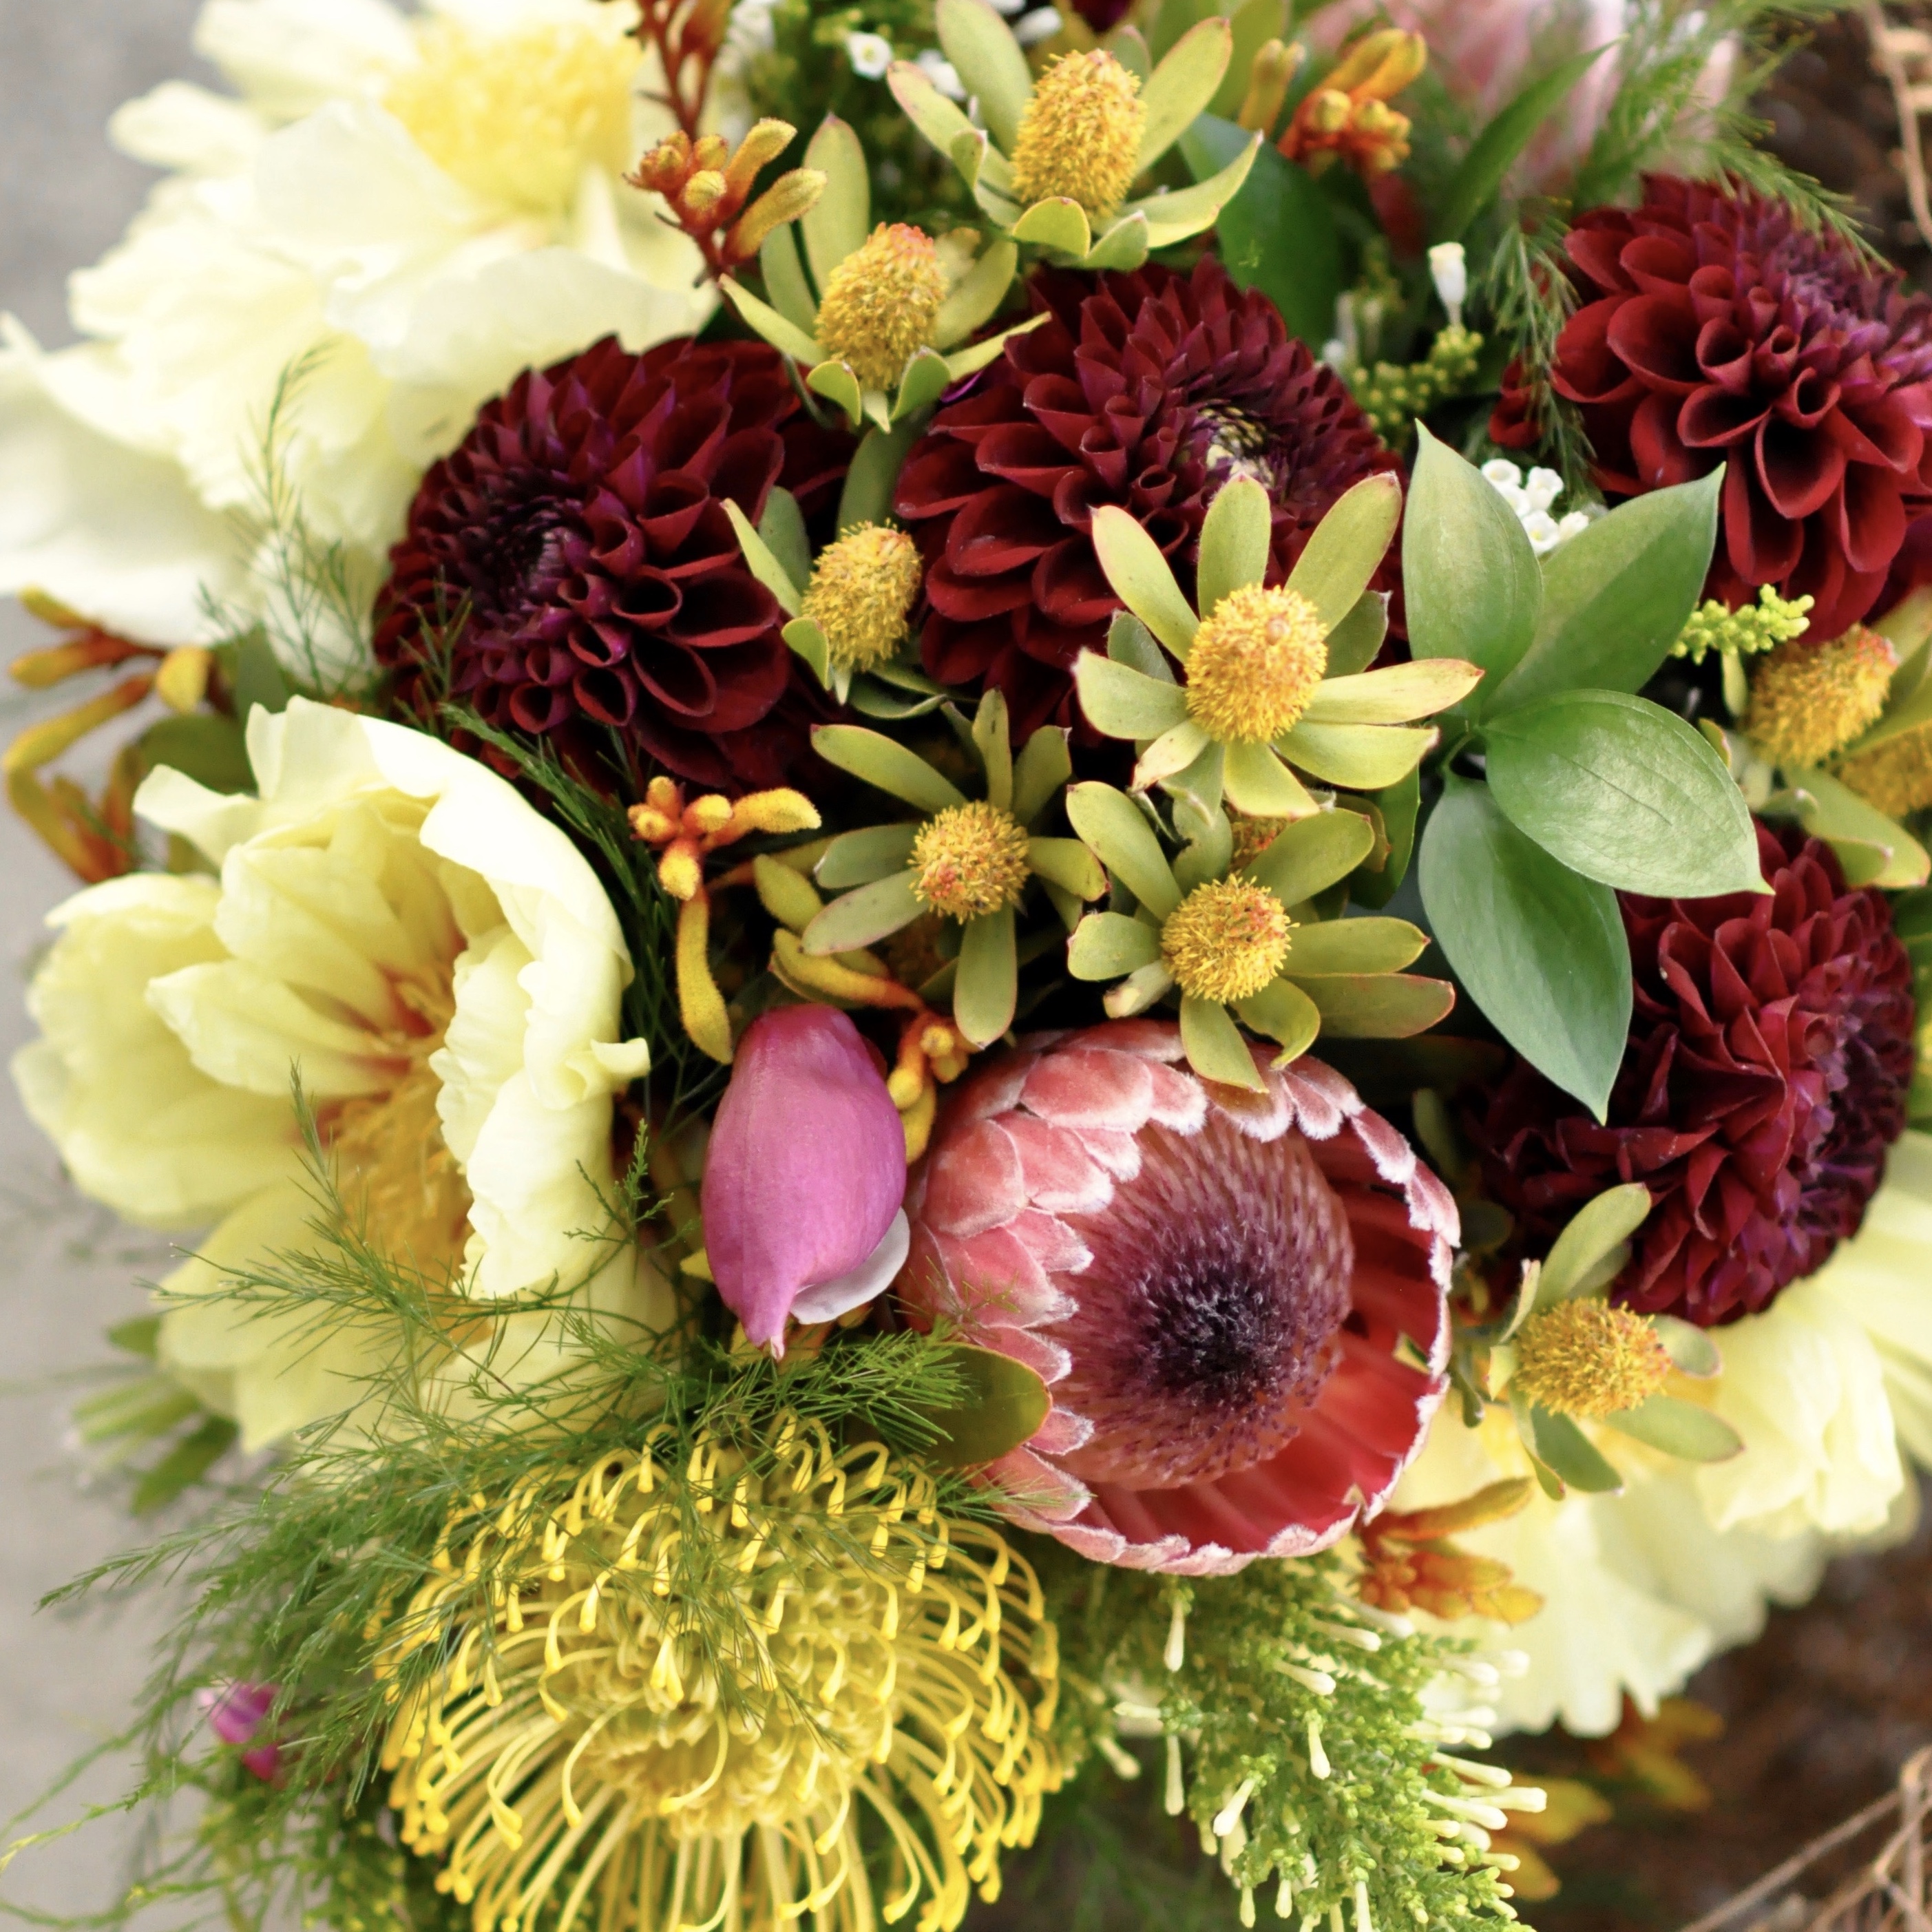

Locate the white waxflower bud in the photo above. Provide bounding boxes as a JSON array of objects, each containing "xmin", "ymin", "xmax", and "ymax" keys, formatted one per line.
[
  {"xmin": 846, "ymin": 31, "xmax": 892, "ymax": 77},
  {"xmin": 1427, "ymin": 240, "xmax": 1467, "ymax": 328}
]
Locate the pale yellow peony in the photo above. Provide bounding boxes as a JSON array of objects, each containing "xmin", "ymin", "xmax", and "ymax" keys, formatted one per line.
[{"xmin": 12, "ymin": 697, "xmax": 666, "ymax": 1450}]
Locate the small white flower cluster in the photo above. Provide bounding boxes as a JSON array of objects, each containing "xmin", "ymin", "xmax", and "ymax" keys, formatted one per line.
[{"xmin": 1480, "ymin": 458, "xmax": 1594, "ymax": 557}]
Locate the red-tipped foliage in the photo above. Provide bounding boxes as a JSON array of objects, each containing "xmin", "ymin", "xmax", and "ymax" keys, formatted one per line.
[
  {"xmin": 375, "ymin": 336, "xmax": 850, "ymax": 791},
  {"xmin": 1491, "ymin": 176, "xmax": 1932, "ymax": 641},
  {"xmin": 894, "ymin": 258, "xmax": 1400, "ymax": 739},
  {"xmin": 1472, "ymin": 822, "xmax": 1915, "ymax": 1327}
]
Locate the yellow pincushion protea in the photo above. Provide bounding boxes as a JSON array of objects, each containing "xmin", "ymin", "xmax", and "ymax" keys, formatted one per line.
[{"xmin": 378, "ymin": 1418, "xmax": 1061, "ymax": 1932}]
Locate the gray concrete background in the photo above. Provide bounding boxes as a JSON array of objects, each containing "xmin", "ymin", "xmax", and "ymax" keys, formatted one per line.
[{"xmin": 1, "ymin": 0, "xmax": 212, "ymax": 1915}]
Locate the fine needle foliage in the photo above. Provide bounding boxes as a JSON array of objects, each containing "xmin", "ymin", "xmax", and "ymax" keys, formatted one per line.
[
  {"xmin": 1485, "ymin": 0, "xmax": 1869, "ymax": 486},
  {"xmin": 1044, "ymin": 1547, "xmax": 1532, "ymax": 1931},
  {"xmin": 3, "ymin": 1130, "xmax": 991, "ymax": 1932}
]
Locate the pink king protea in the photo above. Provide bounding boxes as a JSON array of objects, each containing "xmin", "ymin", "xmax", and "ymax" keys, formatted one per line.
[{"xmin": 897, "ymin": 1020, "xmax": 1454, "ymax": 1575}]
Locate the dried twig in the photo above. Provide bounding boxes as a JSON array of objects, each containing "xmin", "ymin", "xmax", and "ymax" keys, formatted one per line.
[
  {"xmin": 1863, "ymin": 0, "xmax": 1932, "ymax": 252},
  {"xmin": 1681, "ymin": 1749, "xmax": 1932, "ymax": 1932}
]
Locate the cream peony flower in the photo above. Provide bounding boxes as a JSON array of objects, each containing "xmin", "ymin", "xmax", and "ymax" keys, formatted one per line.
[
  {"xmin": 1392, "ymin": 1131, "xmax": 1932, "ymax": 1734},
  {"xmin": 12, "ymin": 697, "xmax": 666, "ymax": 1451},
  {"xmin": 0, "ymin": 0, "xmax": 711, "ymax": 668}
]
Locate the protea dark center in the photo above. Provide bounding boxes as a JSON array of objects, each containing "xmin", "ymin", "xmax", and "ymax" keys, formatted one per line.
[
  {"xmin": 1472, "ymin": 821, "xmax": 1916, "ymax": 1326},
  {"xmin": 894, "ymin": 257, "xmax": 1399, "ymax": 738},
  {"xmin": 1050, "ymin": 1112, "xmax": 1354, "ymax": 1488},
  {"xmin": 1492, "ymin": 176, "xmax": 1932, "ymax": 642},
  {"xmin": 375, "ymin": 335, "xmax": 850, "ymax": 791}
]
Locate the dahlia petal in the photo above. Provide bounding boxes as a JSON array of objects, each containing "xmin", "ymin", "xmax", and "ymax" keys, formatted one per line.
[
  {"xmin": 1755, "ymin": 415, "xmax": 1847, "ymax": 521},
  {"xmin": 1630, "ymin": 390, "xmax": 1703, "ymax": 487},
  {"xmin": 1608, "ymin": 293, "xmax": 1704, "ymax": 395},
  {"xmin": 1677, "ymin": 384, "xmax": 1768, "ymax": 450},
  {"xmin": 1723, "ymin": 449, "xmax": 1805, "ymax": 582},
  {"xmin": 1838, "ymin": 468, "xmax": 1909, "ymax": 576}
]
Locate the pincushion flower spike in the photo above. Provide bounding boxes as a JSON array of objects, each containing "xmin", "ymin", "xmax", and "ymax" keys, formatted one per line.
[
  {"xmin": 896, "ymin": 1019, "xmax": 1456, "ymax": 1573},
  {"xmin": 722, "ymin": 114, "xmax": 1044, "ymax": 432},
  {"xmin": 887, "ymin": 0, "xmax": 1260, "ymax": 272},
  {"xmin": 1063, "ymin": 784, "xmax": 1453, "ymax": 1091},
  {"xmin": 1075, "ymin": 475, "xmax": 1484, "ymax": 821},
  {"xmin": 700, "ymin": 1006, "xmax": 909, "ymax": 1356},
  {"xmin": 800, "ymin": 690, "xmax": 1106, "ymax": 1048}
]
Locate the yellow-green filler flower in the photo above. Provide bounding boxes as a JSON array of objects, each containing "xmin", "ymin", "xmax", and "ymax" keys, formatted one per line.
[
  {"xmin": 1075, "ymin": 474, "xmax": 1482, "ymax": 817},
  {"xmin": 1063, "ymin": 790, "xmax": 1450, "ymax": 1090},
  {"xmin": 889, "ymin": 0, "xmax": 1258, "ymax": 271},
  {"xmin": 723, "ymin": 115, "xmax": 1040, "ymax": 431},
  {"xmin": 801, "ymin": 691, "xmax": 1105, "ymax": 1047}
]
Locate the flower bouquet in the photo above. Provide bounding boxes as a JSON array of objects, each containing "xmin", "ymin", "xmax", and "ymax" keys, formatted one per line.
[{"xmin": 7, "ymin": 0, "xmax": 1932, "ymax": 1924}]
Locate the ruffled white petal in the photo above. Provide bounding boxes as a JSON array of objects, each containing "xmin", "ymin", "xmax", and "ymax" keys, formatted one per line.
[{"xmin": 0, "ymin": 321, "xmax": 246, "ymax": 642}]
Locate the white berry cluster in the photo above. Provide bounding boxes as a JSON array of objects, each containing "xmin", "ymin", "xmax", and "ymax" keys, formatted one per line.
[{"xmin": 1480, "ymin": 459, "xmax": 1594, "ymax": 557}]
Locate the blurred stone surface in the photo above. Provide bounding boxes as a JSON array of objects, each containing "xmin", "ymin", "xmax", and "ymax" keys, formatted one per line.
[{"xmin": 0, "ymin": 0, "xmax": 206, "ymax": 1916}]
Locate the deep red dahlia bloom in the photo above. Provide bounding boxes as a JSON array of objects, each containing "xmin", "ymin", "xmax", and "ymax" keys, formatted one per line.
[
  {"xmin": 375, "ymin": 336, "xmax": 850, "ymax": 791},
  {"xmin": 899, "ymin": 1021, "xmax": 1453, "ymax": 1575},
  {"xmin": 894, "ymin": 258, "xmax": 1400, "ymax": 738},
  {"xmin": 1472, "ymin": 822, "xmax": 1915, "ymax": 1327},
  {"xmin": 1489, "ymin": 176, "xmax": 1932, "ymax": 642}
]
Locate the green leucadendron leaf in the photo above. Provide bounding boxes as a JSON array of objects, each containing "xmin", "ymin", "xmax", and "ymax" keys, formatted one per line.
[
  {"xmin": 1484, "ymin": 689, "xmax": 1766, "ymax": 896},
  {"xmin": 1489, "ymin": 470, "xmax": 1722, "ymax": 713},
  {"xmin": 1418, "ymin": 775, "xmax": 1632, "ymax": 1119},
  {"xmin": 1602, "ymin": 1394, "xmax": 1743, "ymax": 1462},
  {"xmin": 918, "ymin": 1345, "xmax": 1051, "ymax": 1467},
  {"xmin": 1179, "ymin": 116, "xmax": 1340, "ymax": 350},
  {"xmin": 1537, "ymin": 1182, "xmax": 1652, "ymax": 1302},
  {"xmin": 1524, "ymin": 1404, "xmax": 1624, "ymax": 1493},
  {"xmin": 1404, "ymin": 427, "xmax": 1541, "ymax": 702}
]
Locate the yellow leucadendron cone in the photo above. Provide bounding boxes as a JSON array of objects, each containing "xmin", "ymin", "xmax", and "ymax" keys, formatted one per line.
[
  {"xmin": 814, "ymin": 222, "xmax": 949, "ymax": 388},
  {"xmin": 801, "ymin": 523, "xmax": 923, "ymax": 670},
  {"xmin": 1186, "ymin": 584, "xmax": 1330, "ymax": 744},
  {"xmin": 1009, "ymin": 50, "xmax": 1148, "ymax": 218},
  {"xmin": 1161, "ymin": 876, "xmax": 1293, "ymax": 1003},
  {"xmin": 912, "ymin": 799, "xmax": 1033, "ymax": 918},
  {"xmin": 1513, "ymin": 1301, "xmax": 1671, "ymax": 1419},
  {"xmin": 1746, "ymin": 624, "xmax": 1896, "ymax": 769}
]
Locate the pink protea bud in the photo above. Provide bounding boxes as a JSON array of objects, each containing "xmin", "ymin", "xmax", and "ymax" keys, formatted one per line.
[
  {"xmin": 199, "ymin": 1681, "xmax": 281, "ymax": 1781},
  {"xmin": 897, "ymin": 1021, "xmax": 1455, "ymax": 1575},
  {"xmin": 702, "ymin": 1007, "xmax": 909, "ymax": 1354}
]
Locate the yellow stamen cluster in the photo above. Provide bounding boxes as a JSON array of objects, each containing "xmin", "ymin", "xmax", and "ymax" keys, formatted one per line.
[
  {"xmin": 814, "ymin": 224, "xmax": 949, "ymax": 390},
  {"xmin": 1513, "ymin": 1300, "xmax": 1671, "ymax": 1420},
  {"xmin": 911, "ymin": 801, "xmax": 1033, "ymax": 921},
  {"xmin": 1160, "ymin": 877, "xmax": 1292, "ymax": 1003},
  {"xmin": 1745, "ymin": 624, "xmax": 1897, "ymax": 770},
  {"xmin": 1008, "ymin": 51, "xmax": 1147, "ymax": 220},
  {"xmin": 326, "ymin": 975, "xmax": 470, "ymax": 1278},
  {"xmin": 1839, "ymin": 721, "xmax": 1932, "ymax": 819},
  {"xmin": 801, "ymin": 524, "xmax": 923, "ymax": 671},
  {"xmin": 1185, "ymin": 585, "xmax": 1330, "ymax": 744},
  {"xmin": 378, "ymin": 1420, "xmax": 1060, "ymax": 1932},
  {"xmin": 386, "ymin": 18, "xmax": 642, "ymax": 216}
]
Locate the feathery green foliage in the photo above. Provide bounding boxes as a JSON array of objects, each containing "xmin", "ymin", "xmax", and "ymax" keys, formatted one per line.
[{"xmin": 1046, "ymin": 1548, "xmax": 1533, "ymax": 1929}]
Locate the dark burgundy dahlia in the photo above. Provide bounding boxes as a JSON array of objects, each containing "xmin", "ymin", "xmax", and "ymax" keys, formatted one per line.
[
  {"xmin": 1491, "ymin": 176, "xmax": 1932, "ymax": 642},
  {"xmin": 894, "ymin": 258, "xmax": 1401, "ymax": 738},
  {"xmin": 376, "ymin": 336, "xmax": 850, "ymax": 790},
  {"xmin": 1473, "ymin": 822, "xmax": 1915, "ymax": 1327}
]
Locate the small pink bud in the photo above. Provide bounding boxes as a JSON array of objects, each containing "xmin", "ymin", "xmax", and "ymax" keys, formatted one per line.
[
  {"xmin": 701, "ymin": 1007, "xmax": 908, "ymax": 1353},
  {"xmin": 199, "ymin": 1681, "xmax": 282, "ymax": 1781}
]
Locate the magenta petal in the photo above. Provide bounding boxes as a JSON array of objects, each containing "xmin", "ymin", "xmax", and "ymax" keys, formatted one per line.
[{"xmin": 701, "ymin": 1008, "xmax": 907, "ymax": 1349}]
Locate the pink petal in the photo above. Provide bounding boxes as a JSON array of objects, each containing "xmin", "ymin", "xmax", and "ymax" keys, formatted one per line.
[
  {"xmin": 919, "ymin": 1118, "xmax": 1026, "ymax": 1236},
  {"xmin": 1020, "ymin": 1047, "xmax": 1155, "ymax": 1132},
  {"xmin": 1078, "ymin": 1128, "xmax": 1143, "ymax": 1179},
  {"xmin": 1031, "ymin": 1403, "xmax": 1095, "ymax": 1455},
  {"xmin": 1000, "ymin": 1113, "xmax": 1114, "ymax": 1212},
  {"xmin": 1008, "ymin": 1207, "xmax": 1093, "ymax": 1277},
  {"xmin": 1144, "ymin": 1061, "xmax": 1209, "ymax": 1133},
  {"xmin": 1206, "ymin": 1072, "xmax": 1291, "ymax": 1140},
  {"xmin": 983, "ymin": 1445, "xmax": 1091, "ymax": 1521},
  {"xmin": 977, "ymin": 1321, "xmax": 1073, "ymax": 1385},
  {"xmin": 938, "ymin": 1224, "xmax": 1074, "ymax": 1325}
]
